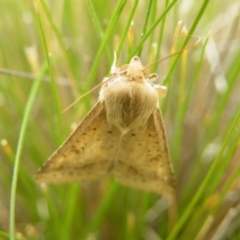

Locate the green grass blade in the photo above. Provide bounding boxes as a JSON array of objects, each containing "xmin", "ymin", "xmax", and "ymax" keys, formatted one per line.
[
  {"xmin": 59, "ymin": 184, "xmax": 80, "ymax": 240},
  {"xmin": 137, "ymin": 0, "xmax": 154, "ymax": 56},
  {"xmin": 84, "ymin": 0, "xmax": 112, "ymax": 61},
  {"xmin": 171, "ymin": 37, "xmax": 209, "ymax": 162},
  {"xmin": 1, "ymin": 1, "xmax": 239, "ymax": 239},
  {"xmin": 153, "ymin": 0, "xmax": 169, "ymax": 72},
  {"xmin": 129, "ymin": 0, "xmax": 178, "ymax": 60},
  {"xmin": 0, "ymin": 230, "xmax": 21, "ymax": 240},
  {"xmin": 35, "ymin": 4, "xmax": 64, "ymax": 143},
  {"xmin": 116, "ymin": 0, "xmax": 139, "ymax": 58},
  {"xmin": 9, "ymin": 62, "xmax": 48, "ymax": 240},
  {"xmin": 84, "ymin": 0, "xmax": 127, "ymax": 89},
  {"xmin": 164, "ymin": 0, "xmax": 210, "ymax": 85},
  {"xmin": 167, "ymin": 107, "xmax": 240, "ymax": 240},
  {"xmin": 205, "ymin": 53, "xmax": 240, "ymax": 145},
  {"xmin": 38, "ymin": 0, "xmax": 79, "ymax": 80},
  {"xmin": 79, "ymin": 181, "xmax": 119, "ymax": 239}
]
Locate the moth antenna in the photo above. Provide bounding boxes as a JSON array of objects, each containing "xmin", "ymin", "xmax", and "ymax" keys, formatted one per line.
[
  {"xmin": 62, "ymin": 69, "xmax": 127, "ymax": 113},
  {"xmin": 62, "ymin": 82, "xmax": 106, "ymax": 113},
  {"xmin": 143, "ymin": 35, "xmax": 201, "ymax": 71}
]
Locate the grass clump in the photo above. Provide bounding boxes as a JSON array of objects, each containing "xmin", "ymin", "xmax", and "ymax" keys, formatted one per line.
[{"xmin": 0, "ymin": 0, "xmax": 240, "ymax": 239}]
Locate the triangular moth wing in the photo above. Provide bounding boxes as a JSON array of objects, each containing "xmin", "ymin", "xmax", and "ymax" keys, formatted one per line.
[
  {"xmin": 113, "ymin": 108, "xmax": 175, "ymax": 196},
  {"xmin": 35, "ymin": 101, "xmax": 120, "ymax": 183}
]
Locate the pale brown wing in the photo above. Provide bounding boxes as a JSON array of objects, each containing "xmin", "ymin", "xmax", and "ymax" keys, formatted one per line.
[
  {"xmin": 35, "ymin": 101, "xmax": 120, "ymax": 183},
  {"xmin": 112, "ymin": 108, "xmax": 175, "ymax": 196}
]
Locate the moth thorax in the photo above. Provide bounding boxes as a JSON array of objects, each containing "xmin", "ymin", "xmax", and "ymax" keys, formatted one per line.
[{"xmin": 102, "ymin": 81, "xmax": 159, "ymax": 132}]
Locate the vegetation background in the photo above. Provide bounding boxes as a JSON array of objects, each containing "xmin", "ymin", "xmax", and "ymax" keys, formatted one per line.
[{"xmin": 0, "ymin": 0, "xmax": 240, "ymax": 239}]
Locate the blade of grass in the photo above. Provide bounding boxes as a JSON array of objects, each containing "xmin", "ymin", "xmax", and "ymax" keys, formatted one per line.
[
  {"xmin": 170, "ymin": 45, "xmax": 188, "ymax": 162},
  {"xmin": 163, "ymin": 0, "xmax": 210, "ymax": 86},
  {"xmin": 35, "ymin": 3, "xmax": 64, "ymax": 143},
  {"xmin": 79, "ymin": 181, "xmax": 119, "ymax": 239},
  {"xmin": 116, "ymin": 0, "xmax": 139, "ymax": 58},
  {"xmin": 214, "ymin": 162, "xmax": 240, "ymax": 213},
  {"xmin": 1, "ymin": 139, "xmax": 36, "ymax": 201},
  {"xmin": 124, "ymin": 191, "xmax": 141, "ymax": 239},
  {"xmin": 0, "ymin": 230, "xmax": 21, "ymax": 240},
  {"xmin": 39, "ymin": 185, "xmax": 62, "ymax": 235},
  {"xmin": 204, "ymin": 52, "xmax": 240, "ymax": 146},
  {"xmin": 176, "ymin": 37, "xmax": 210, "ymax": 202},
  {"xmin": 125, "ymin": 211, "xmax": 137, "ymax": 240},
  {"xmin": 145, "ymin": 0, "xmax": 158, "ymax": 59},
  {"xmin": 137, "ymin": 193, "xmax": 151, "ymax": 238},
  {"xmin": 209, "ymin": 130, "xmax": 240, "ymax": 215},
  {"xmin": 182, "ymin": 45, "xmax": 240, "ymax": 205},
  {"xmin": 129, "ymin": 0, "xmax": 178, "ymax": 60},
  {"xmin": 84, "ymin": 0, "xmax": 112, "ymax": 61},
  {"xmin": 204, "ymin": 115, "xmax": 240, "ymax": 198},
  {"xmin": 9, "ymin": 62, "xmax": 48, "ymax": 240},
  {"xmin": 171, "ymin": 37, "xmax": 209, "ymax": 165},
  {"xmin": 137, "ymin": 0, "xmax": 154, "ymax": 56},
  {"xmin": 153, "ymin": 0, "xmax": 169, "ymax": 73},
  {"xmin": 83, "ymin": 0, "xmax": 127, "ymax": 90},
  {"xmin": 38, "ymin": 0, "xmax": 79, "ymax": 82},
  {"xmin": 167, "ymin": 106, "xmax": 240, "ymax": 240},
  {"xmin": 180, "ymin": 112, "xmax": 240, "ymax": 238},
  {"xmin": 60, "ymin": 184, "xmax": 80, "ymax": 240}
]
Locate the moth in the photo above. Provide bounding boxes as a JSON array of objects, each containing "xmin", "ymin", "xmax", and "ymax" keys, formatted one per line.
[{"xmin": 35, "ymin": 56, "xmax": 175, "ymax": 196}]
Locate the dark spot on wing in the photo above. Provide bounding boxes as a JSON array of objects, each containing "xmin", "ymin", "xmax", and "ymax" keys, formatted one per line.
[
  {"xmin": 129, "ymin": 166, "xmax": 139, "ymax": 175},
  {"xmin": 149, "ymin": 157, "xmax": 158, "ymax": 162},
  {"xmin": 79, "ymin": 163, "xmax": 94, "ymax": 170},
  {"xmin": 71, "ymin": 148, "xmax": 80, "ymax": 154}
]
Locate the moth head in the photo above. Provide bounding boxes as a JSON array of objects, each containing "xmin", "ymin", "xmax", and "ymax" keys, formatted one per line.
[
  {"xmin": 118, "ymin": 56, "xmax": 147, "ymax": 82},
  {"xmin": 129, "ymin": 56, "xmax": 142, "ymax": 64},
  {"xmin": 119, "ymin": 56, "xmax": 142, "ymax": 71}
]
